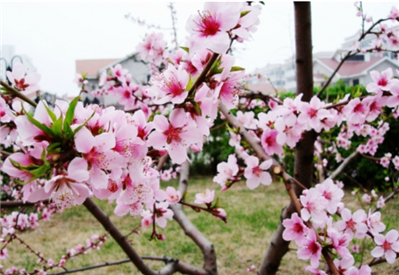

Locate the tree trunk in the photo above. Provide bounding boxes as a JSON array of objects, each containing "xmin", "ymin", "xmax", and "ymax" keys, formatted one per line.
[{"xmin": 259, "ymin": 3, "xmax": 315, "ymax": 274}]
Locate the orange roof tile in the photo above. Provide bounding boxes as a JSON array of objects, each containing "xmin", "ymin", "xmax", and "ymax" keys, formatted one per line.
[
  {"xmin": 76, "ymin": 59, "xmax": 119, "ymax": 78},
  {"xmin": 316, "ymin": 57, "xmax": 383, "ymax": 77}
]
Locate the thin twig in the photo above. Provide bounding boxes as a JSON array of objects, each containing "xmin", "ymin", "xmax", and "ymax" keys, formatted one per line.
[
  {"xmin": 0, "ymin": 80, "xmax": 37, "ymax": 107},
  {"xmin": 49, "ymin": 259, "xmax": 131, "ymax": 275}
]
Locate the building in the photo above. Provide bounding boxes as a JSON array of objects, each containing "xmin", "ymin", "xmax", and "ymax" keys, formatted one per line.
[
  {"xmin": 75, "ymin": 53, "xmax": 150, "ymax": 107},
  {"xmin": 251, "ymin": 27, "xmax": 399, "ymax": 93},
  {"xmin": 0, "ymin": 45, "xmax": 37, "ymax": 83}
]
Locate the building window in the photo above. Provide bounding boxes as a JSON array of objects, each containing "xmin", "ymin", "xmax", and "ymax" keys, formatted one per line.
[
  {"xmin": 353, "ymin": 79, "xmax": 359, "ymax": 86},
  {"xmin": 347, "ymin": 55, "xmax": 364, "ymax": 61}
]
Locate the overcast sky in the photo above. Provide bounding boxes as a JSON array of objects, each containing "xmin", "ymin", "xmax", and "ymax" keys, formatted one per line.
[{"xmin": 1, "ymin": 2, "xmax": 398, "ymax": 97}]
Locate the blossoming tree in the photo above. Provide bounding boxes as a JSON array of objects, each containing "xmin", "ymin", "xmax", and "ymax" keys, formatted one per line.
[{"xmin": 1, "ymin": 2, "xmax": 399, "ymax": 275}]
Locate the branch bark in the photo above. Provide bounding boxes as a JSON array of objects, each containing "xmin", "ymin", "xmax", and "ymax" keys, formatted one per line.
[
  {"xmin": 260, "ymin": 3, "xmax": 316, "ymax": 274},
  {"xmin": 328, "ymin": 151, "xmax": 359, "ymax": 180},
  {"xmin": 171, "ymin": 161, "xmax": 217, "ymax": 275},
  {"xmin": 83, "ymin": 198, "xmax": 208, "ymax": 275}
]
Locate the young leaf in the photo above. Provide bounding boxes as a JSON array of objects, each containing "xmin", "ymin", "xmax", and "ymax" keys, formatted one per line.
[
  {"xmin": 73, "ymin": 111, "xmax": 95, "ymax": 135},
  {"xmin": 52, "ymin": 116, "xmax": 64, "ymax": 137},
  {"xmin": 190, "ymin": 100, "xmax": 202, "ymax": 117},
  {"xmin": 47, "ymin": 142, "xmax": 61, "ymax": 152},
  {"xmin": 64, "ymin": 96, "xmax": 80, "ymax": 129},
  {"xmin": 211, "ymin": 197, "xmax": 220, "ymax": 209},
  {"xmin": 231, "ymin": 66, "xmax": 245, "ymax": 72},
  {"xmin": 42, "ymin": 101, "xmax": 57, "ymax": 123},
  {"xmin": 180, "ymin": 46, "xmax": 189, "ymax": 53},
  {"xmin": 240, "ymin": 10, "xmax": 250, "ymax": 17},
  {"xmin": 25, "ymin": 111, "xmax": 55, "ymax": 137},
  {"xmin": 28, "ymin": 162, "xmax": 52, "ymax": 183}
]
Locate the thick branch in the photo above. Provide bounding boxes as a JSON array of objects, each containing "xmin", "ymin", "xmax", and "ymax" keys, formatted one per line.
[
  {"xmin": 84, "ymin": 194, "xmax": 209, "ymax": 275},
  {"xmin": 170, "ymin": 161, "xmax": 216, "ymax": 275},
  {"xmin": 83, "ymin": 198, "xmax": 159, "ymax": 275},
  {"xmin": 328, "ymin": 151, "xmax": 359, "ymax": 180}
]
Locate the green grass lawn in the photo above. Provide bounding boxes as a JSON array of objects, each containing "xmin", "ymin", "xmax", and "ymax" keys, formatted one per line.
[{"xmin": 2, "ymin": 177, "xmax": 399, "ymax": 274}]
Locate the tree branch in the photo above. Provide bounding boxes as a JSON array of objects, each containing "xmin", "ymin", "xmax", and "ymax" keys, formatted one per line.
[
  {"xmin": 328, "ymin": 151, "xmax": 359, "ymax": 180},
  {"xmin": 0, "ymin": 80, "xmax": 38, "ymax": 108},
  {"xmin": 170, "ymin": 161, "xmax": 217, "ymax": 275}
]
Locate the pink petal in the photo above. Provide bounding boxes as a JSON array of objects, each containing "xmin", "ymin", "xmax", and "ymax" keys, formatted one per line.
[
  {"xmin": 385, "ymin": 249, "xmax": 396, "ymax": 264},
  {"xmin": 386, "ymin": 230, "xmax": 399, "ymax": 243},
  {"xmin": 371, "ymin": 246, "xmax": 384, "ymax": 258},
  {"xmin": 168, "ymin": 143, "xmax": 187, "ymax": 164},
  {"xmin": 74, "ymin": 126, "xmax": 94, "ymax": 154},
  {"xmin": 68, "ymin": 157, "xmax": 89, "ymax": 182},
  {"xmin": 169, "ymin": 108, "xmax": 187, "ymax": 128}
]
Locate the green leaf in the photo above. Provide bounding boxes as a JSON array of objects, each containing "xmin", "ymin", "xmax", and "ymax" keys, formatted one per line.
[
  {"xmin": 64, "ymin": 96, "xmax": 80, "ymax": 129},
  {"xmin": 73, "ymin": 111, "xmax": 95, "ymax": 135},
  {"xmin": 9, "ymin": 158, "xmax": 38, "ymax": 171},
  {"xmin": 42, "ymin": 101, "xmax": 57, "ymax": 123},
  {"xmin": 52, "ymin": 116, "xmax": 64, "ymax": 137},
  {"xmin": 231, "ymin": 66, "xmax": 245, "ymax": 72},
  {"xmin": 47, "ymin": 142, "xmax": 61, "ymax": 152},
  {"xmin": 64, "ymin": 124, "xmax": 74, "ymax": 140},
  {"xmin": 190, "ymin": 100, "xmax": 202, "ymax": 117},
  {"xmin": 25, "ymin": 111, "xmax": 55, "ymax": 137},
  {"xmin": 240, "ymin": 10, "xmax": 250, "ymax": 17},
  {"xmin": 180, "ymin": 46, "xmax": 189, "ymax": 53},
  {"xmin": 186, "ymin": 75, "xmax": 196, "ymax": 91},
  {"xmin": 28, "ymin": 162, "xmax": 52, "ymax": 183},
  {"xmin": 211, "ymin": 197, "xmax": 220, "ymax": 209}
]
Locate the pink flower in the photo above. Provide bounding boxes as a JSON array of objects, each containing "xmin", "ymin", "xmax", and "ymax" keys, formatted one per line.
[
  {"xmin": 165, "ymin": 187, "xmax": 181, "ymax": 204},
  {"xmin": 186, "ymin": 3, "xmax": 241, "ymax": 54},
  {"xmin": 154, "ymin": 202, "xmax": 173, "ymax": 228},
  {"xmin": 213, "ymin": 154, "xmax": 239, "ymax": 186},
  {"xmin": 246, "ymin": 264, "xmax": 256, "ymax": 272},
  {"xmin": 297, "ymin": 230, "xmax": 322, "ymax": 268},
  {"xmin": 371, "ymin": 229, "xmax": 399, "ymax": 264},
  {"xmin": 352, "ymin": 244, "xmax": 360, "ymax": 253},
  {"xmin": 366, "ymin": 68, "xmax": 398, "ymax": 93},
  {"xmin": 300, "ymin": 188, "xmax": 328, "ymax": 224},
  {"xmin": 146, "ymin": 109, "xmax": 202, "ymax": 164},
  {"xmin": 110, "ymin": 64, "xmax": 128, "ymax": 82},
  {"xmin": 282, "ymin": 212, "xmax": 309, "ymax": 245},
  {"xmin": 213, "ymin": 208, "xmax": 226, "ymax": 220},
  {"xmin": 315, "ymin": 179, "xmax": 344, "ymax": 214},
  {"xmin": 0, "ymin": 98, "xmax": 13, "ymax": 124},
  {"xmin": 260, "ymin": 127, "xmax": 283, "ymax": 156},
  {"xmin": 74, "ymin": 127, "xmax": 122, "ymax": 189},
  {"xmin": 194, "ymin": 189, "xmax": 215, "ymax": 205},
  {"xmin": 149, "ymin": 65, "xmax": 189, "ymax": 104},
  {"xmin": 214, "ymin": 70, "xmax": 244, "ymax": 110},
  {"xmin": 367, "ymin": 211, "xmax": 386, "ymax": 236},
  {"xmin": 303, "ymin": 266, "xmax": 327, "ymax": 275},
  {"xmin": 297, "ymin": 96, "xmax": 330, "ymax": 133},
  {"xmin": 346, "ymin": 265, "xmax": 372, "ymax": 275},
  {"xmin": 0, "ymin": 248, "xmax": 8, "ymax": 260},
  {"xmin": 6, "ymin": 61, "xmax": 41, "ymax": 93},
  {"xmin": 29, "ymin": 158, "xmax": 92, "ymax": 211},
  {"xmin": 244, "ymin": 156, "xmax": 272, "ymax": 189},
  {"xmin": 141, "ymin": 210, "xmax": 153, "ymax": 227},
  {"xmin": 327, "ymin": 228, "xmax": 352, "ymax": 259},
  {"xmin": 136, "ymin": 32, "xmax": 167, "ymax": 65},
  {"xmin": 335, "ymin": 208, "xmax": 368, "ymax": 239},
  {"xmin": 389, "ymin": 6, "xmax": 399, "ymax": 21}
]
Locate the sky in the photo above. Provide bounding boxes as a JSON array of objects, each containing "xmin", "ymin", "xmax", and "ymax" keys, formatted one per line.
[{"xmin": 1, "ymin": 2, "xmax": 398, "ymax": 97}]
